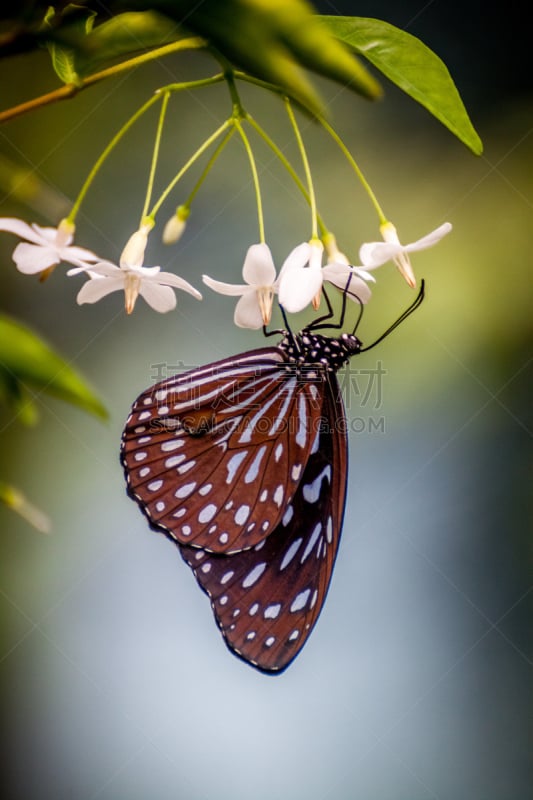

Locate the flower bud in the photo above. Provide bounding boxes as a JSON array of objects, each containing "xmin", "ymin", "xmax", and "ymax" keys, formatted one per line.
[
  {"xmin": 120, "ymin": 220, "xmax": 154, "ymax": 269},
  {"xmin": 162, "ymin": 205, "xmax": 189, "ymax": 245}
]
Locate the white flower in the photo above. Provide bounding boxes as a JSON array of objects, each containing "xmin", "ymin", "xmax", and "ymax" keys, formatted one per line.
[
  {"xmin": 359, "ymin": 221, "xmax": 452, "ymax": 287},
  {"xmin": 0, "ymin": 217, "xmax": 99, "ymax": 279},
  {"xmin": 278, "ymin": 239, "xmax": 324, "ymax": 313},
  {"xmin": 68, "ymin": 224, "xmax": 201, "ymax": 314},
  {"xmin": 203, "ymin": 242, "xmax": 278, "ymax": 329}
]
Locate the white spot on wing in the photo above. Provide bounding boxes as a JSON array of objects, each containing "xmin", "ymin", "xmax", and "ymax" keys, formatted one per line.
[
  {"xmin": 295, "ymin": 393, "xmax": 307, "ymax": 448},
  {"xmin": 148, "ymin": 479, "xmax": 163, "ymax": 492},
  {"xmin": 242, "ymin": 563, "xmax": 267, "ymax": 588},
  {"xmin": 301, "ymin": 523, "xmax": 322, "ymax": 563},
  {"xmin": 175, "ymin": 482, "xmax": 196, "ymax": 499},
  {"xmin": 302, "ymin": 466, "xmax": 331, "ymax": 503},
  {"xmin": 198, "ymin": 504, "xmax": 217, "ymax": 524},
  {"xmin": 264, "ymin": 603, "xmax": 281, "ymax": 619},
  {"xmin": 244, "ymin": 445, "xmax": 267, "ymax": 484},
  {"xmin": 161, "ymin": 439, "xmax": 184, "ymax": 452},
  {"xmin": 226, "ymin": 451, "xmax": 248, "ymax": 484},
  {"xmin": 165, "ymin": 454, "xmax": 186, "ymax": 468},
  {"xmin": 273, "ymin": 485, "xmax": 284, "ymax": 507},
  {"xmin": 290, "ymin": 588, "xmax": 311, "ymax": 612},
  {"xmin": 234, "ymin": 504, "xmax": 250, "ymax": 525},
  {"xmin": 282, "ymin": 505, "xmax": 294, "ymax": 527},
  {"xmin": 177, "ymin": 460, "xmax": 195, "ymax": 474},
  {"xmin": 280, "ymin": 537, "xmax": 303, "ymax": 570}
]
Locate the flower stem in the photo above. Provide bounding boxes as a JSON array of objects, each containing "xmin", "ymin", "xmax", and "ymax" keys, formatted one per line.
[
  {"xmin": 148, "ymin": 120, "xmax": 232, "ymax": 218},
  {"xmin": 318, "ymin": 117, "xmax": 386, "ymax": 224},
  {"xmin": 184, "ymin": 127, "xmax": 235, "ymax": 209},
  {"xmin": 234, "ymin": 119, "xmax": 265, "ymax": 244},
  {"xmin": 141, "ymin": 90, "xmax": 170, "ymax": 224},
  {"xmin": 68, "ymin": 93, "xmax": 160, "ymax": 223},
  {"xmin": 244, "ymin": 114, "xmax": 329, "ymax": 238},
  {"xmin": 284, "ymin": 98, "xmax": 318, "ymax": 240}
]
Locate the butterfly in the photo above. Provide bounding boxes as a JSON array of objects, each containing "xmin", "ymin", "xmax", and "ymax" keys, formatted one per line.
[{"xmin": 121, "ymin": 281, "xmax": 425, "ymax": 673}]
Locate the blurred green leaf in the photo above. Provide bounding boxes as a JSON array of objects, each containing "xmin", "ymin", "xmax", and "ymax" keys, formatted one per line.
[
  {"xmin": 156, "ymin": 0, "xmax": 381, "ymax": 114},
  {"xmin": 64, "ymin": 11, "xmax": 191, "ymax": 76},
  {"xmin": 323, "ymin": 16, "xmax": 483, "ymax": 155},
  {"xmin": 0, "ymin": 315, "xmax": 108, "ymax": 421},
  {"xmin": 0, "ymin": 481, "xmax": 51, "ymax": 533},
  {"xmin": 47, "ymin": 41, "xmax": 79, "ymax": 84}
]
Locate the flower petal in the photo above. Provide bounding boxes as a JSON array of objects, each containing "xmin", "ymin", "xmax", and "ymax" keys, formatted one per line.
[
  {"xmin": 233, "ymin": 291, "xmax": 265, "ymax": 329},
  {"xmin": 156, "ymin": 271, "xmax": 202, "ymax": 300},
  {"xmin": 278, "ymin": 263, "xmax": 323, "ymax": 313},
  {"xmin": 278, "ymin": 241, "xmax": 312, "ymax": 278},
  {"xmin": 278, "ymin": 241, "xmax": 323, "ymax": 313},
  {"xmin": 0, "ymin": 217, "xmax": 46, "ymax": 244},
  {"xmin": 68, "ymin": 260, "xmax": 122, "ymax": 278},
  {"xmin": 404, "ymin": 222, "xmax": 453, "ymax": 252},
  {"xmin": 242, "ymin": 243, "xmax": 277, "ymax": 286},
  {"xmin": 323, "ymin": 263, "xmax": 372, "ymax": 303},
  {"xmin": 138, "ymin": 282, "xmax": 177, "ymax": 313},
  {"xmin": 76, "ymin": 276, "xmax": 125, "ymax": 305},
  {"xmin": 12, "ymin": 242, "xmax": 59, "ymax": 274},
  {"xmin": 202, "ymin": 275, "xmax": 249, "ymax": 297},
  {"xmin": 31, "ymin": 223, "xmax": 68, "ymax": 245},
  {"xmin": 359, "ymin": 241, "xmax": 402, "ymax": 268},
  {"xmin": 60, "ymin": 245, "xmax": 100, "ymax": 264}
]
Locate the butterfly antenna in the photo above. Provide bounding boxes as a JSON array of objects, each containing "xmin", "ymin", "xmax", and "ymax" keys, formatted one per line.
[{"xmin": 359, "ymin": 280, "xmax": 425, "ymax": 353}]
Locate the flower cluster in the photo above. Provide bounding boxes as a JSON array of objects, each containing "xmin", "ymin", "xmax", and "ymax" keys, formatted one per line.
[
  {"xmin": 0, "ymin": 215, "xmax": 451, "ymax": 326},
  {"xmin": 0, "ymin": 80, "xmax": 453, "ymax": 328}
]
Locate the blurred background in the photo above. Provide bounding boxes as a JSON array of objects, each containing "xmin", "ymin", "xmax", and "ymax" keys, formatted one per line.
[{"xmin": 0, "ymin": 2, "xmax": 531, "ymax": 798}]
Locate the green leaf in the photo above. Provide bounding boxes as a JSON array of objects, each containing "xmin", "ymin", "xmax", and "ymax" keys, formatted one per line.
[
  {"xmin": 322, "ymin": 16, "xmax": 483, "ymax": 155},
  {"xmin": 47, "ymin": 41, "xmax": 80, "ymax": 84},
  {"xmin": 71, "ymin": 11, "xmax": 188, "ymax": 75},
  {"xmin": 0, "ymin": 315, "xmax": 108, "ymax": 421}
]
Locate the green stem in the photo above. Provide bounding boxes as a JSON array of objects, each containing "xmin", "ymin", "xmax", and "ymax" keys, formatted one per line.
[
  {"xmin": 141, "ymin": 89, "xmax": 170, "ymax": 223},
  {"xmin": 68, "ymin": 93, "xmax": 160, "ymax": 223},
  {"xmin": 318, "ymin": 116, "xmax": 386, "ymax": 224},
  {"xmin": 244, "ymin": 113, "xmax": 329, "ymax": 238},
  {"xmin": 234, "ymin": 119, "xmax": 265, "ymax": 244},
  {"xmin": 148, "ymin": 120, "xmax": 232, "ymax": 218},
  {"xmin": 184, "ymin": 127, "xmax": 235, "ymax": 209},
  {"xmin": 284, "ymin": 98, "xmax": 317, "ymax": 239},
  {"xmin": 161, "ymin": 73, "xmax": 226, "ymax": 93}
]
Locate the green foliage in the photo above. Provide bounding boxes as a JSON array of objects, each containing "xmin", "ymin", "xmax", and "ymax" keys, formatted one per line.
[
  {"xmin": 154, "ymin": 0, "xmax": 382, "ymax": 113},
  {"xmin": 0, "ymin": 315, "xmax": 108, "ymax": 422},
  {"xmin": 43, "ymin": 1, "xmax": 381, "ymax": 115},
  {"xmin": 323, "ymin": 16, "xmax": 482, "ymax": 155}
]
